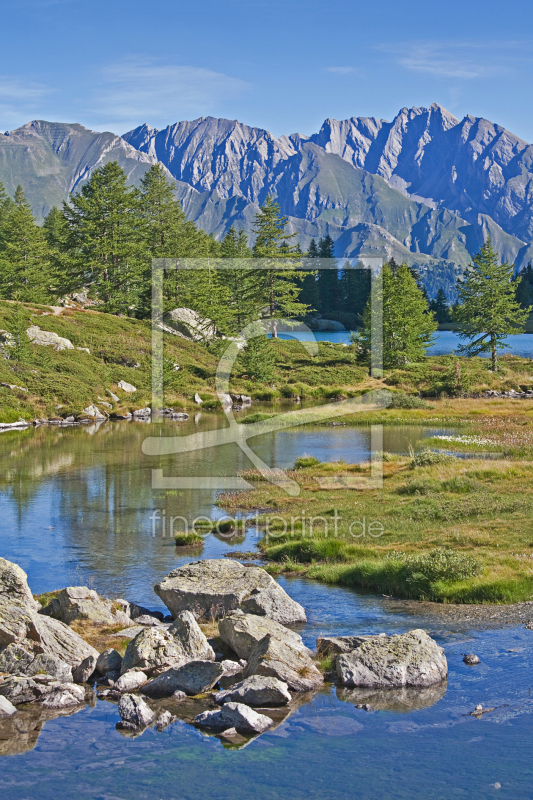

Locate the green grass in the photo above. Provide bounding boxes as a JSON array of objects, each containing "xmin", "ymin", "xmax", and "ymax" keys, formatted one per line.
[{"xmin": 174, "ymin": 532, "xmax": 204, "ymax": 547}]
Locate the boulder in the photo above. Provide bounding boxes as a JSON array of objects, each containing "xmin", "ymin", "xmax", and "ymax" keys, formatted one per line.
[
  {"xmin": 142, "ymin": 660, "xmax": 225, "ymax": 698},
  {"xmin": 194, "ymin": 702, "xmax": 273, "ymax": 734},
  {"xmin": 316, "ymin": 634, "xmax": 388, "ymax": 657},
  {"xmin": 164, "ymin": 308, "xmax": 217, "ymax": 342},
  {"xmin": 155, "ymin": 559, "xmax": 306, "ymax": 624},
  {"xmin": 0, "ymin": 674, "xmax": 57, "ymax": 705},
  {"xmin": 0, "ymin": 643, "xmax": 34, "ymax": 674},
  {"xmin": 244, "ymin": 635, "xmax": 323, "ymax": 692},
  {"xmin": 82, "ymin": 405, "xmax": 106, "ymax": 421},
  {"xmin": 118, "ymin": 694, "xmax": 155, "ymax": 729},
  {"xmin": 336, "ymin": 629, "xmax": 448, "ymax": 688},
  {"xmin": 40, "ymin": 682, "xmax": 85, "ymax": 709},
  {"xmin": 114, "ymin": 670, "xmax": 148, "ymax": 693},
  {"xmin": 25, "ymin": 654, "xmax": 72, "ymax": 682},
  {"xmin": 117, "ymin": 380, "xmax": 136, "ymax": 393},
  {"xmin": 0, "ymin": 696, "xmax": 16, "ymax": 717},
  {"xmin": 194, "ymin": 393, "xmax": 203, "ymax": 405},
  {"xmin": 121, "ymin": 611, "xmax": 214, "ymax": 675},
  {"xmin": 218, "ymin": 612, "xmax": 309, "ymax": 661},
  {"xmin": 0, "ymin": 559, "xmax": 98, "ymax": 666},
  {"xmin": 133, "ymin": 615, "xmax": 162, "ymax": 627},
  {"xmin": 463, "ymin": 653, "xmax": 481, "ymax": 665},
  {"xmin": 26, "ymin": 326, "xmax": 74, "ymax": 351},
  {"xmin": 96, "ymin": 649, "xmax": 123, "ymax": 675},
  {"xmin": 155, "ymin": 710, "xmax": 175, "ymax": 731},
  {"xmin": 39, "ymin": 586, "xmax": 130, "ymax": 626},
  {"xmin": 214, "ymin": 675, "xmax": 291, "ymax": 707},
  {"xmin": 72, "ymin": 655, "xmax": 97, "ymax": 684}
]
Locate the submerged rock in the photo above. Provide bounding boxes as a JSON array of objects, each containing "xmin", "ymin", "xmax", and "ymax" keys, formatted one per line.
[
  {"xmin": 463, "ymin": 653, "xmax": 481, "ymax": 665},
  {"xmin": 215, "ymin": 675, "xmax": 291, "ymax": 707},
  {"xmin": 155, "ymin": 559, "xmax": 306, "ymax": 624},
  {"xmin": 194, "ymin": 701, "xmax": 273, "ymax": 734},
  {"xmin": 218, "ymin": 612, "xmax": 309, "ymax": 660},
  {"xmin": 142, "ymin": 661, "xmax": 225, "ymax": 697},
  {"xmin": 336, "ymin": 629, "xmax": 447, "ymax": 688},
  {"xmin": 244, "ymin": 635, "xmax": 323, "ymax": 692},
  {"xmin": 121, "ymin": 611, "xmax": 214, "ymax": 675}
]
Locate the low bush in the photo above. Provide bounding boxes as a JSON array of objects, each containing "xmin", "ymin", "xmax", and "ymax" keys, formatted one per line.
[
  {"xmin": 386, "ymin": 548, "xmax": 482, "ymax": 585},
  {"xmin": 388, "ymin": 392, "xmax": 430, "ymax": 409},
  {"xmin": 397, "ymin": 478, "xmax": 440, "ymax": 495},
  {"xmin": 174, "ymin": 532, "xmax": 204, "ymax": 547},
  {"xmin": 294, "ymin": 454, "xmax": 321, "ymax": 470},
  {"xmin": 410, "ymin": 449, "xmax": 458, "ymax": 468}
]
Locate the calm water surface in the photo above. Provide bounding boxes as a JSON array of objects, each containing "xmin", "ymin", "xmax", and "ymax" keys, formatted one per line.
[{"xmin": 0, "ymin": 417, "xmax": 532, "ymax": 799}]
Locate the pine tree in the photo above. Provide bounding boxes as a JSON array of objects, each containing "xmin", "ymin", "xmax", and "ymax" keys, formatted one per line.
[
  {"xmin": 316, "ymin": 234, "xmax": 339, "ymax": 314},
  {"xmin": 353, "ymin": 262, "xmax": 437, "ymax": 368},
  {"xmin": 340, "ymin": 260, "xmax": 371, "ymax": 326},
  {"xmin": 0, "ymin": 182, "xmax": 15, "ymax": 244},
  {"xmin": 252, "ymin": 195, "xmax": 307, "ymax": 337},
  {"xmin": 0, "ymin": 186, "xmax": 52, "ymax": 302},
  {"xmin": 429, "ymin": 288, "xmax": 450, "ymax": 324},
  {"xmin": 219, "ymin": 226, "xmax": 264, "ymax": 334},
  {"xmin": 455, "ymin": 239, "xmax": 530, "ymax": 370},
  {"xmin": 514, "ymin": 263, "xmax": 533, "ymax": 309},
  {"xmin": 299, "ymin": 238, "xmax": 320, "ymax": 313},
  {"xmin": 241, "ymin": 326, "xmax": 276, "ymax": 382},
  {"xmin": 43, "ymin": 206, "xmax": 73, "ymax": 296},
  {"xmin": 62, "ymin": 162, "xmax": 146, "ymax": 315}
]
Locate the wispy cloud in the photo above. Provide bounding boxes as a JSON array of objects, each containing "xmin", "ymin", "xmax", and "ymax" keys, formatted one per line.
[
  {"xmin": 91, "ymin": 58, "xmax": 250, "ymax": 131},
  {"xmin": 0, "ymin": 76, "xmax": 54, "ymax": 129},
  {"xmin": 380, "ymin": 41, "xmax": 531, "ymax": 80}
]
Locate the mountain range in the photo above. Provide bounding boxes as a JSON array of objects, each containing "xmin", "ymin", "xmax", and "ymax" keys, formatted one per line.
[{"xmin": 2, "ymin": 104, "xmax": 533, "ymax": 298}]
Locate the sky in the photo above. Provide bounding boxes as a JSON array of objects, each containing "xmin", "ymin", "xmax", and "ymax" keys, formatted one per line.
[{"xmin": 1, "ymin": 0, "xmax": 533, "ymax": 141}]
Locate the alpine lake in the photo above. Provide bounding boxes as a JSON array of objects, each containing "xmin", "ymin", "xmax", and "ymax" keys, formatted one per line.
[{"xmin": 1, "ymin": 407, "xmax": 532, "ymax": 800}]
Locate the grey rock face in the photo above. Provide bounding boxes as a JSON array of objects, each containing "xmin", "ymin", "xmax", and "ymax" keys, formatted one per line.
[
  {"xmin": 219, "ymin": 612, "xmax": 308, "ymax": 660},
  {"xmin": 25, "ymin": 654, "xmax": 72, "ymax": 682},
  {"xmin": 244, "ymin": 635, "xmax": 323, "ymax": 692},
  {"xmin": 316, "ymin": 634, "xmax": 388, "ymax": 657},
  {"xmin": 142, "ymin": 660, "xmax": 225, "ymax": 698},
  {"xmin": 30, "ymin": 615, "xmax": 99, "ymax": 667},
  {"xmin": 0, "ymin": 643, "xmax": 35, "ymax": 674},
  {"xmin": 0, "ymin": 695, "xmax": 16, "ymax": 717},
  {"xmin": 40, "ymin": 682, "xmax": 85, "ymax": 708},
  {"xmin": 118, "ymin": 694, "xmax": 155, "ymax": 729},
  {"xmin": 40, "ymin": 586, "xmax": 130, "ymax": 626},
  {"xmin": 121, "ymin": 611, "xmax": 214, "ymax": 675},
  {"xmin": 114, "ymin": 670, "xmax": 148, "ymax": 693},
  {"xmin": 0, "ymin": 558, "xmax": 39, "ymax": 611},
  {"xmin": 336, "ymin": 629, "xmax": 448, "ymax": 688},
  {"xmin": 155, "ymin": 559, "xmax": 306, "ymax": 624},
  {"xmin": 0, "ymin": 674, "xmax": 57, "ymax": 705},
  {"xmin": 215, "ymin": 675, "xmax": 291, "ymax": 707},
  {"xmin": 72, "ymin": 655, "xmax": 97, "ymax": 684},
  {"xmin": 164, "ymin": 308, "xmax": 217, "ymax": 341},
  {"xmin": 96, "ymin": 649, "xmax": 123, "ymax": 675}
]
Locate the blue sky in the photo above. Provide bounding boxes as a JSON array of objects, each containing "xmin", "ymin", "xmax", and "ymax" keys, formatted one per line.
[{"xmin": 2, "ymin": 0, "xmax": 533, "ymax": 141}]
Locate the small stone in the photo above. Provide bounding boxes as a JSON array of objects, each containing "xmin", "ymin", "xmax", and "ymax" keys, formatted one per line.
[
  {"xmin": 463, "ymin": 653, "xmax": 481, "ymax": 665},
  {"xmin": 156, "ymin": 710, "xmax": 174, "ymax": 731},
  {"xmin": 118, "ymin": 694, "xmax": 155, "ymax": 729},
  {"xmin": 475, "ymin": 704, "xmax": 483, "ymax": 711}
]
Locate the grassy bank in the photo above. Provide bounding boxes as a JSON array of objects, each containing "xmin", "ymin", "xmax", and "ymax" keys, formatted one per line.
[{"xmin": 219, "ymin": 424, "xmax": 533, "ymax": 604}]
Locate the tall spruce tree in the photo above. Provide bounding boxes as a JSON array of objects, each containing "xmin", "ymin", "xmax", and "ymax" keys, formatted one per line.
[
  {"xmin": 455, "ymin": 239, "xmax": 530, "ymax": 370},
  {"xmin": 299, "ymin": 238, "xmax": 320, "ymax": 313},
  {"xmin": 316, "ymin": 234, "xmax": 339, "ymax": 314},
  {"xmin": 429, "ymin": 288, "xmax": 450, "ymax": 324},
  {"xmin": 62, "ymin": 162, "xmax": 146, "ymax": 315},
  {"xmin": 219, "ymin": 226, "xmax": 264, "ymax": 334},
  {"xmin": 0, "ymin": 186, "xmax": 51, "ymax": 302},
  {"xmin": 43, "ymin": 206, "xmax": 72, "ymax": 296},
  {"xmin": 252, "ymin": 195, "xmax": 307, "ymax": 337},
  {"xmin": 354, "ymin": 261, "xmax": 437, "ymax": 368}
]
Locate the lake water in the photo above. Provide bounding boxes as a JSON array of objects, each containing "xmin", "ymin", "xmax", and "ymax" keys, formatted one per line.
[
  {"xmin": 1, "ymin": 417, "xmax": 532, "ymax": 798},
  {"xmin": 278, "ymin": 329, "xmax": 533, "ymax": 358}
]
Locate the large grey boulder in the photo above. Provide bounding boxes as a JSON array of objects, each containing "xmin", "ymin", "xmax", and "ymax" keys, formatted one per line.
[
  {"xmin": 164, "ymin": 307, "xmax": 217, "ymax": 341},
  {"xmin": 316, "ymin": 633, "xmax": 388, "ymax": 657},
  {"xmin": 40, "ymin": 682, "xmax": 85, "ymax": 709},
  {"xmin": 72, "ymin": 655, "xmax": 97, "ymax": 684},
  {"xmin": 40, "ymin": 586, "xmax": 130, "ymax": 626},
  {"xmin": 336, "ymin": 629, "xmax": 448, "ymax": 688},
  {"xmin": 0, "ymin": 674, "xmax": 58, "ymax": 705},
  {"xmin": 121, "ymin": 611, "xmax": 214, "ymax": 675},
  {"xmin": 0, "ymin": 643, "xmax": 35, "ymax": 674},
  {"xmin": 195, "ymin": 702, "xmax": 273, "ymax": 734},
  {"xmin": 96, "ymin": 649, "xmax": 123, "ymax": 675},
  {"xmin": 118, "ymin": 694, "xmax": 155, "ymax": 729},
  {"xmin": 215, "ymin": 675, "xmax": 291, "ymax": 707},
  {"xmin": 26, "ymin": 325, "xmax": 74, "ymax": 351},
  {"xmin": 25, "ymin": 654, "xmax": 72, "ymax": 682},
  {"xmin": 114, "ymin": 670, "xmax": 148, "ymax": 693},
  {"xmin": 0, "ymin": 559, "xmax": 98, "ymax": 667},
  {"xmin": 142, "ymin": 660, "xmax": 225, "ymax": 698},
  {"xmin": 244, "ymin": 635, "xmax": 323, "ymax": 692},
  {"xmin": 155, "ymin": 559, "xmax": 306, "ymax": 624},
  {"xmin": 218, "ymin": 612, "xmax": 308, "ymax": 661}
]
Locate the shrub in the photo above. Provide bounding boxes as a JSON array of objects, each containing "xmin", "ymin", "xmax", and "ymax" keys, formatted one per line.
[
  {"xmin": 388, "ymin": 392, "xmax": 430, "ymax": 409},
  {"xmin": 386, "ymin": 548, "xmax": 482, "ymax": 585},
  {"xmin": 174, "ymin": 532, "xmax": 204, "ymax": 547},
  {"xmin": 410, "ymin": 449, "xmax": 458, "ymax": 468},
  {"xmin": 294, "ymin": 454, "xmax": 321, "ymax": 470},
  {"xmin": 240, "ymin": 412, "xmax": 274, "ymax": 424},
  {"xmin": 440, "ymin": 476, "xmax": 481, "ymax": 494},
  {"xmin": 397, "ymin": 479, "xmax": 440, "ymax": 495}
]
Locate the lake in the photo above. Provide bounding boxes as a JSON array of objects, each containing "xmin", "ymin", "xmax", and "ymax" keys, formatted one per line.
[{"xmin": 1, "ymin": 417, "xmax": 532, "ymax": 799}]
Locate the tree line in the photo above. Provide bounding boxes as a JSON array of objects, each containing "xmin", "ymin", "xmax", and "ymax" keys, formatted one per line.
[{"xmin": 0, "ymin": 160, "xmax": 530, "ymax": 372}]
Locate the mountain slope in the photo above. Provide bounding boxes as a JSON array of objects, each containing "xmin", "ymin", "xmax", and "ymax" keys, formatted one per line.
[{"xmin": 0, "ymin": 121, "xmax": 161, "ymax": 222}]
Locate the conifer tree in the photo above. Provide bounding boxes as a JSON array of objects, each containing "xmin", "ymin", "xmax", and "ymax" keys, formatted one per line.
[
  {"xmin": 354, "ymin": 261, "xmax": 437, "ymax": 368},
  {"xmin": 0, "ymin": 186, "xmax": 51, "ymax": 302},
  {"xmin": 316, "ymin": 234, "xmax": 339, "ymax": 314},
  {"xmin": 43, "ymin": 206, "xmax": 73, "ymax": 295},
  {"xmin": 429, "ymin": 288, "xmax": 450, "ymax": 324},
  {"xmin": 299, "ymin": 238, "xmax": 320, "ymax": 312},
  {"xmin": 218, "ymin": 226, "xmax": 264, "ymax": 333},
  {"xmin": 252, "ymin": 195, "xmax": 307, "ymax": 336},
  {"xmin": 62, "ymin": 162, "xmax": 146, "ymax": 315},
  {"xmin": 455, "ymin": 239, "xmax": 530, "ymax": 370}
]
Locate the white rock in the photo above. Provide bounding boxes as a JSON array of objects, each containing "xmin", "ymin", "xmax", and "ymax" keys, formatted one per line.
[
  {"xmin": 0, "ymin": 695, "xmax": 17, "ymax": 717},
  {"xmin": 114, "ymin": 671, "xmax": 148, "ymax": 693},
  {"xmin": 117, "ymin": 380, "xmax": 136, "ymax": 393},
  {"xmin": 195, "ymin": 702, "xmax": 273, "ymax": 734},
  {"xmin": 41, "ymin": 682, "xmax": 85, "ymax": 708},
  {"xmin": 26, "ymin": 326, "xmax": 74, "ymax": 351}
]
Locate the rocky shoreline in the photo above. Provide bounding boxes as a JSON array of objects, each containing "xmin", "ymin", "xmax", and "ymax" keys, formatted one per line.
[{"xmin": 0, "ymin": 557, "xmax": 462, "ymax": 752}]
